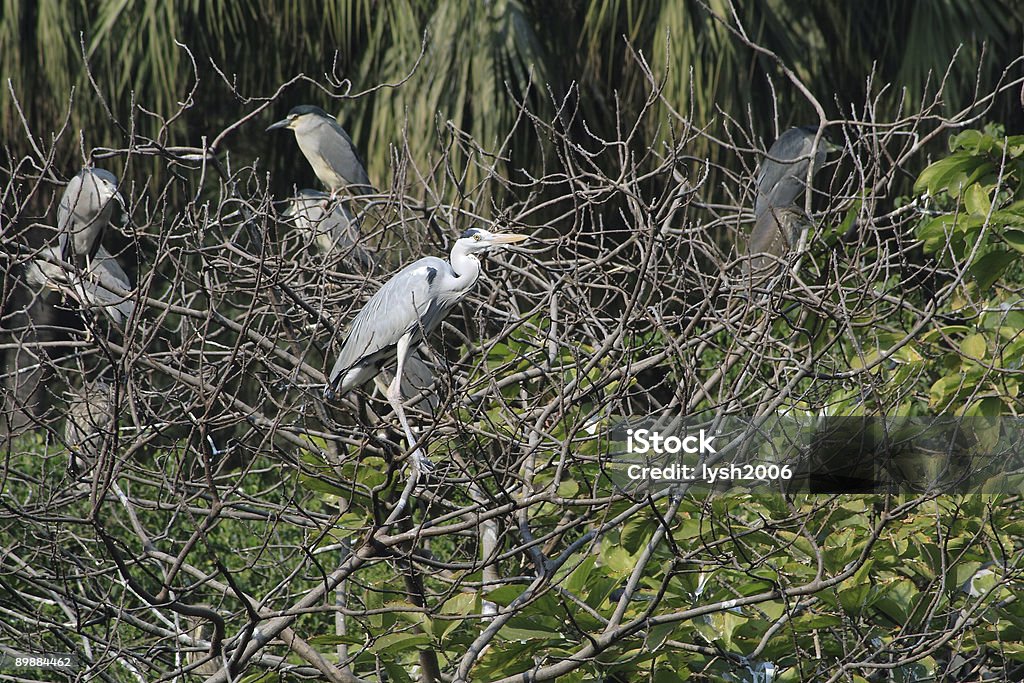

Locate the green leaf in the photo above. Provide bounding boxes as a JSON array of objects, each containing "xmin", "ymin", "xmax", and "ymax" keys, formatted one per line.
[
  {"xmin": 441, "ymin": 592, "xmax": 479, "ymax": 616},
  {"xmin": 372, "ymin": 632, "xmax": 432, "ymax": 654},
  {"xmin": 914, "ymin": 153, "xmax": 982, "ymax": 195},
  {"xmin": 1004, "ymin": 229, "xmax": 1024, "ymax": 253},
  {"xmin": 565, "ymin": 555, "xmax": 596, "ymax": 595},
  {"xmin": 299, "ymin": 475, "xmax": 348, "ymax": 497},
  {"xmin": 382, "ymin": 660, "xmax": 413, "ymax": 683},
  {"xmin": 646, "ymin": 623, "xmax": 676, "ymax": 651},
  {"xmin": 620, "ymin": 514, "xmax": 651, "ymax": 553},
  {"xmin": 964, "ymin": 183, "xmax": 992, "ymax": 216},
  {"xmin": 950, "ymin": 129, "xmax": 985, "ymax": 153},
  {"xmin": 497, "ymin": 624, "xmax": 563, "ymax": 643},
  {"xmin": 960, "ymin": 334, "xmax": 987, "ymax": 359},
  {"xmin": 970, "ymin": 250, "xmax": 1016, "ymax": 290},
  {"xmin": 485, "ymin": 585, "xmax": 524, "ymax": 607}
]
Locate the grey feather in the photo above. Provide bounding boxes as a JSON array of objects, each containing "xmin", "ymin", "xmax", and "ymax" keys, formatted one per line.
[
  {"xmin": 327, "ymin": 256, "xmax": 455, "ymax": 394},
  {"xmin": 64, "ymin": 381, "xmax": 116, "ymax": 474},
  {"xmin": 376, "ymin": 349, "xmax": 440, "ymax": 414},
  {"xmin": 58, "ymin": 168, "xmax": 121, "ymax": 263},
  {"xmin": 754, "ymin": 126, "xmax": 828, "ymax": 217},
  {"xmin": 744, "ymin": 206, "xmax": 809, "ymax": 275},
  {"xmin": 745, "ymin": 127, "xmax": 831, "ymax": 274},
  {"xmin": 26, "ymin": 246, "xmax": 135, "ymax": 324},
  {"xmin": 283, "ymin": 190, "xmax": 375, "ymax": 268},
  {"xmin": 270, "ymin": 106, "xmax": 375, "ymax": 195},
  {"xmin": 322, "ymin": 228, "xmax": 528, "ymax": 400}
]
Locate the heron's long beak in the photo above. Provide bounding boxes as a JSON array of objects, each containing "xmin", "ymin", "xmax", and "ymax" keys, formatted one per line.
[
  {"xmin": 488, "ymin": 233, "xmax": 529, "ymax": 245},
  {"xmin": 266, "ymin": 118, "xmax": 292, "ymax": 132}
]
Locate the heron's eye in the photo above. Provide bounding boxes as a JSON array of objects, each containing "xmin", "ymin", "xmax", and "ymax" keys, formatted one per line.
[{"xmin": 473, "ymin": 234, "xmax": 482, "ymax": 241}]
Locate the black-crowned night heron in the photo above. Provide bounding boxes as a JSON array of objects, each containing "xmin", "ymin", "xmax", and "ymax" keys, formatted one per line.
[
  {"xmin": 185, "ymin": 613, "xmax": 222, "ymax": 677},
  {"xmin": 282, "ymin": 189, "xmax": 374, "ymax": 268},
  {"xmin": 267, "ymin": 105, "xmax": 375, "ymax": 196},
  {"xmin": 64, "ymin": 380, "xmax": 116, "ymax": 474},
  {"xmin": 58, "ymin": 168, "xmax": 123, "ymax": 266},
  {"xmin": 323, "ymin": 227, "xmax": 528, "ymax": 468},
  {"xmin": 754, "ymin": 126, "xmax": 831, "ymax": 217},
  {"xmin": 26, "ymin": 246, "xmax": 135, "ymax": 325},
  {"xmin": 745, "ymin": 126, "xmax": 835, "ymax": 273}
]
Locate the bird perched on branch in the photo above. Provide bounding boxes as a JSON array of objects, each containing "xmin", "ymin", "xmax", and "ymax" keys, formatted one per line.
[
  {"xmin": 282, "ymin": 189, "xmax": 375, "ymax": 268},
  {"xmin": 58, "ymin": 168, "xmax": 123, "ymax": 267},
  {"xmin": 746, "ymin": 126, "xmax": 836, "ymax": 272},
  {"xmin": 323, "ymin": 227, "xmax": 528, "ymax": 468},
  {"xmin": 267, "ymin": 105, "xmax": 375, "ymax": 196},
  {"xmin": 26, "ymin": 246, "xmax": 135, "ymax": 325},
  {"xmin": 63, "ymin": 380, "xmax": 116, "ymax": 475}
]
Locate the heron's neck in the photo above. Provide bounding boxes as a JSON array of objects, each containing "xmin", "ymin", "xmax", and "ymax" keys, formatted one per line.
[{"xmin": 448, "ymin": 247, "xmax": 481, "ymax": 292}]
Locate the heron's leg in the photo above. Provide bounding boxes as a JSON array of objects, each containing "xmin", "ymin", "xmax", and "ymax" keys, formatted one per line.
[{"xmin": 386, "ymin": 333, "xmax": 432, "ymax": 472}]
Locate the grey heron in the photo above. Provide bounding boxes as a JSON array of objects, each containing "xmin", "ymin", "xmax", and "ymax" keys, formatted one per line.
[
  {"xmin": 281, "ymin": 190, "xmax": 441, "ymax": 411},
  {"xmin": 267, "ymin": 105, "xmax": 375, "ymax": 196},
  {"xmin": 323, "ymin": 227, "xmax": 528, "ymax": 467},
  {"xmin": 58, "ymin": 168, "xmax": 123, "ymax": 266},
  {"xmin": 282, "ymin": 189, "xmax": 374, "ymax": 268},
  {"xmin": 64, "ymin": 380, "xmax": 115, "ymax": 474},
  {"xmin": 26, "ymin": 245, "xmax": 135, "ymax": 325}
]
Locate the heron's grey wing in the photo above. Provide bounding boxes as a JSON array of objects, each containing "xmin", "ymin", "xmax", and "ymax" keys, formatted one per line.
[
  {"xmin": 320, "ymin": 119, "xmax": 375, "ymax": 194},
  {"xmin": 86, "ymin": 247, "xmax": 135, "ymax": 324},
  {"xmin": 285, "ymin": 196, "xmax": 332, "ymax": 251},
  {"xmin": 328, "ymin": 257, "xmax": 447, "ymax": 385},
  {"xmin": 58, "ymin": 173, "xmax": 84, "ymax": 259},
  {"xmin": 745, "ymin": 206, "xmax": 808, "ymax": 276},
  {"xmin": 286, "ymin": 195, "xmax": 375, "ymax": 269},
  {"xmin": 25, "ymin": 247, "xmax": 66, "ymax": 289},
  {"xmin": 755, "ymin": 130, "xmax": 825, "ymax": 215}
]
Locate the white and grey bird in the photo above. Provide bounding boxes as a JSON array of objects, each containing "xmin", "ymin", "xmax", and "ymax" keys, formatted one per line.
[
  {"xmin": 58, "ymin": 168, "xmax": 123, "ymax": 265},
  {"xmin": 26, "ymin": 245, "xmax": 135, "ymax": 325},
  {"xmin": 64, "ymin": 381, "xmax": 116, "ymax": 475},
  {"xmin": 324, "ymin": 227, "xmax": 528, "ymax": 466},
  {"xmin": 267, "ymin": 105, "xmax": 375, "ymax": 195},
  {"xmin": 282, "ymin": 189, "xmax": 374, "ymax": 268}
]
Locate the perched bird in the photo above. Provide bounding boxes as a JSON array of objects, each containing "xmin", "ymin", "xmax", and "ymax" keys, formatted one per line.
[
  {"xmin": 282, "ymin": 189, "xmax": 374, "ymax": 268},
  {"xmin": 746, "ymin": 205, "xmax": 811, "ymax": 266},
  {"xmin": 64, "ymin": 381, "xmax": 116, "ymax": 474},
  {"xmin": 282, "ymin": 191, "xmax": 440, "ymax": 412},
  {"xmin": 26, "ymin": 245, "xmax": 135, "ymax": 325},
  {"xmin": 185, "ymin": 612, "xmax": 222, "ymax": 677},
  {"xmin": 267, "ymin": 105, "xmax": 375, "ymax": 195},
  {"xmin": 58, "ymin": 168, "xmax": 123, "ymax": 265},
  {"xmin": 745, "ymin": 127, "xmax": 834, "ymax": 274},
  {"xmin": 324, "ymin": 227, "xmax": 528, "ymax": 466},
  {"xmin": 754, "ymin": 126, "xmax": 830, "ymax": 218}
]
